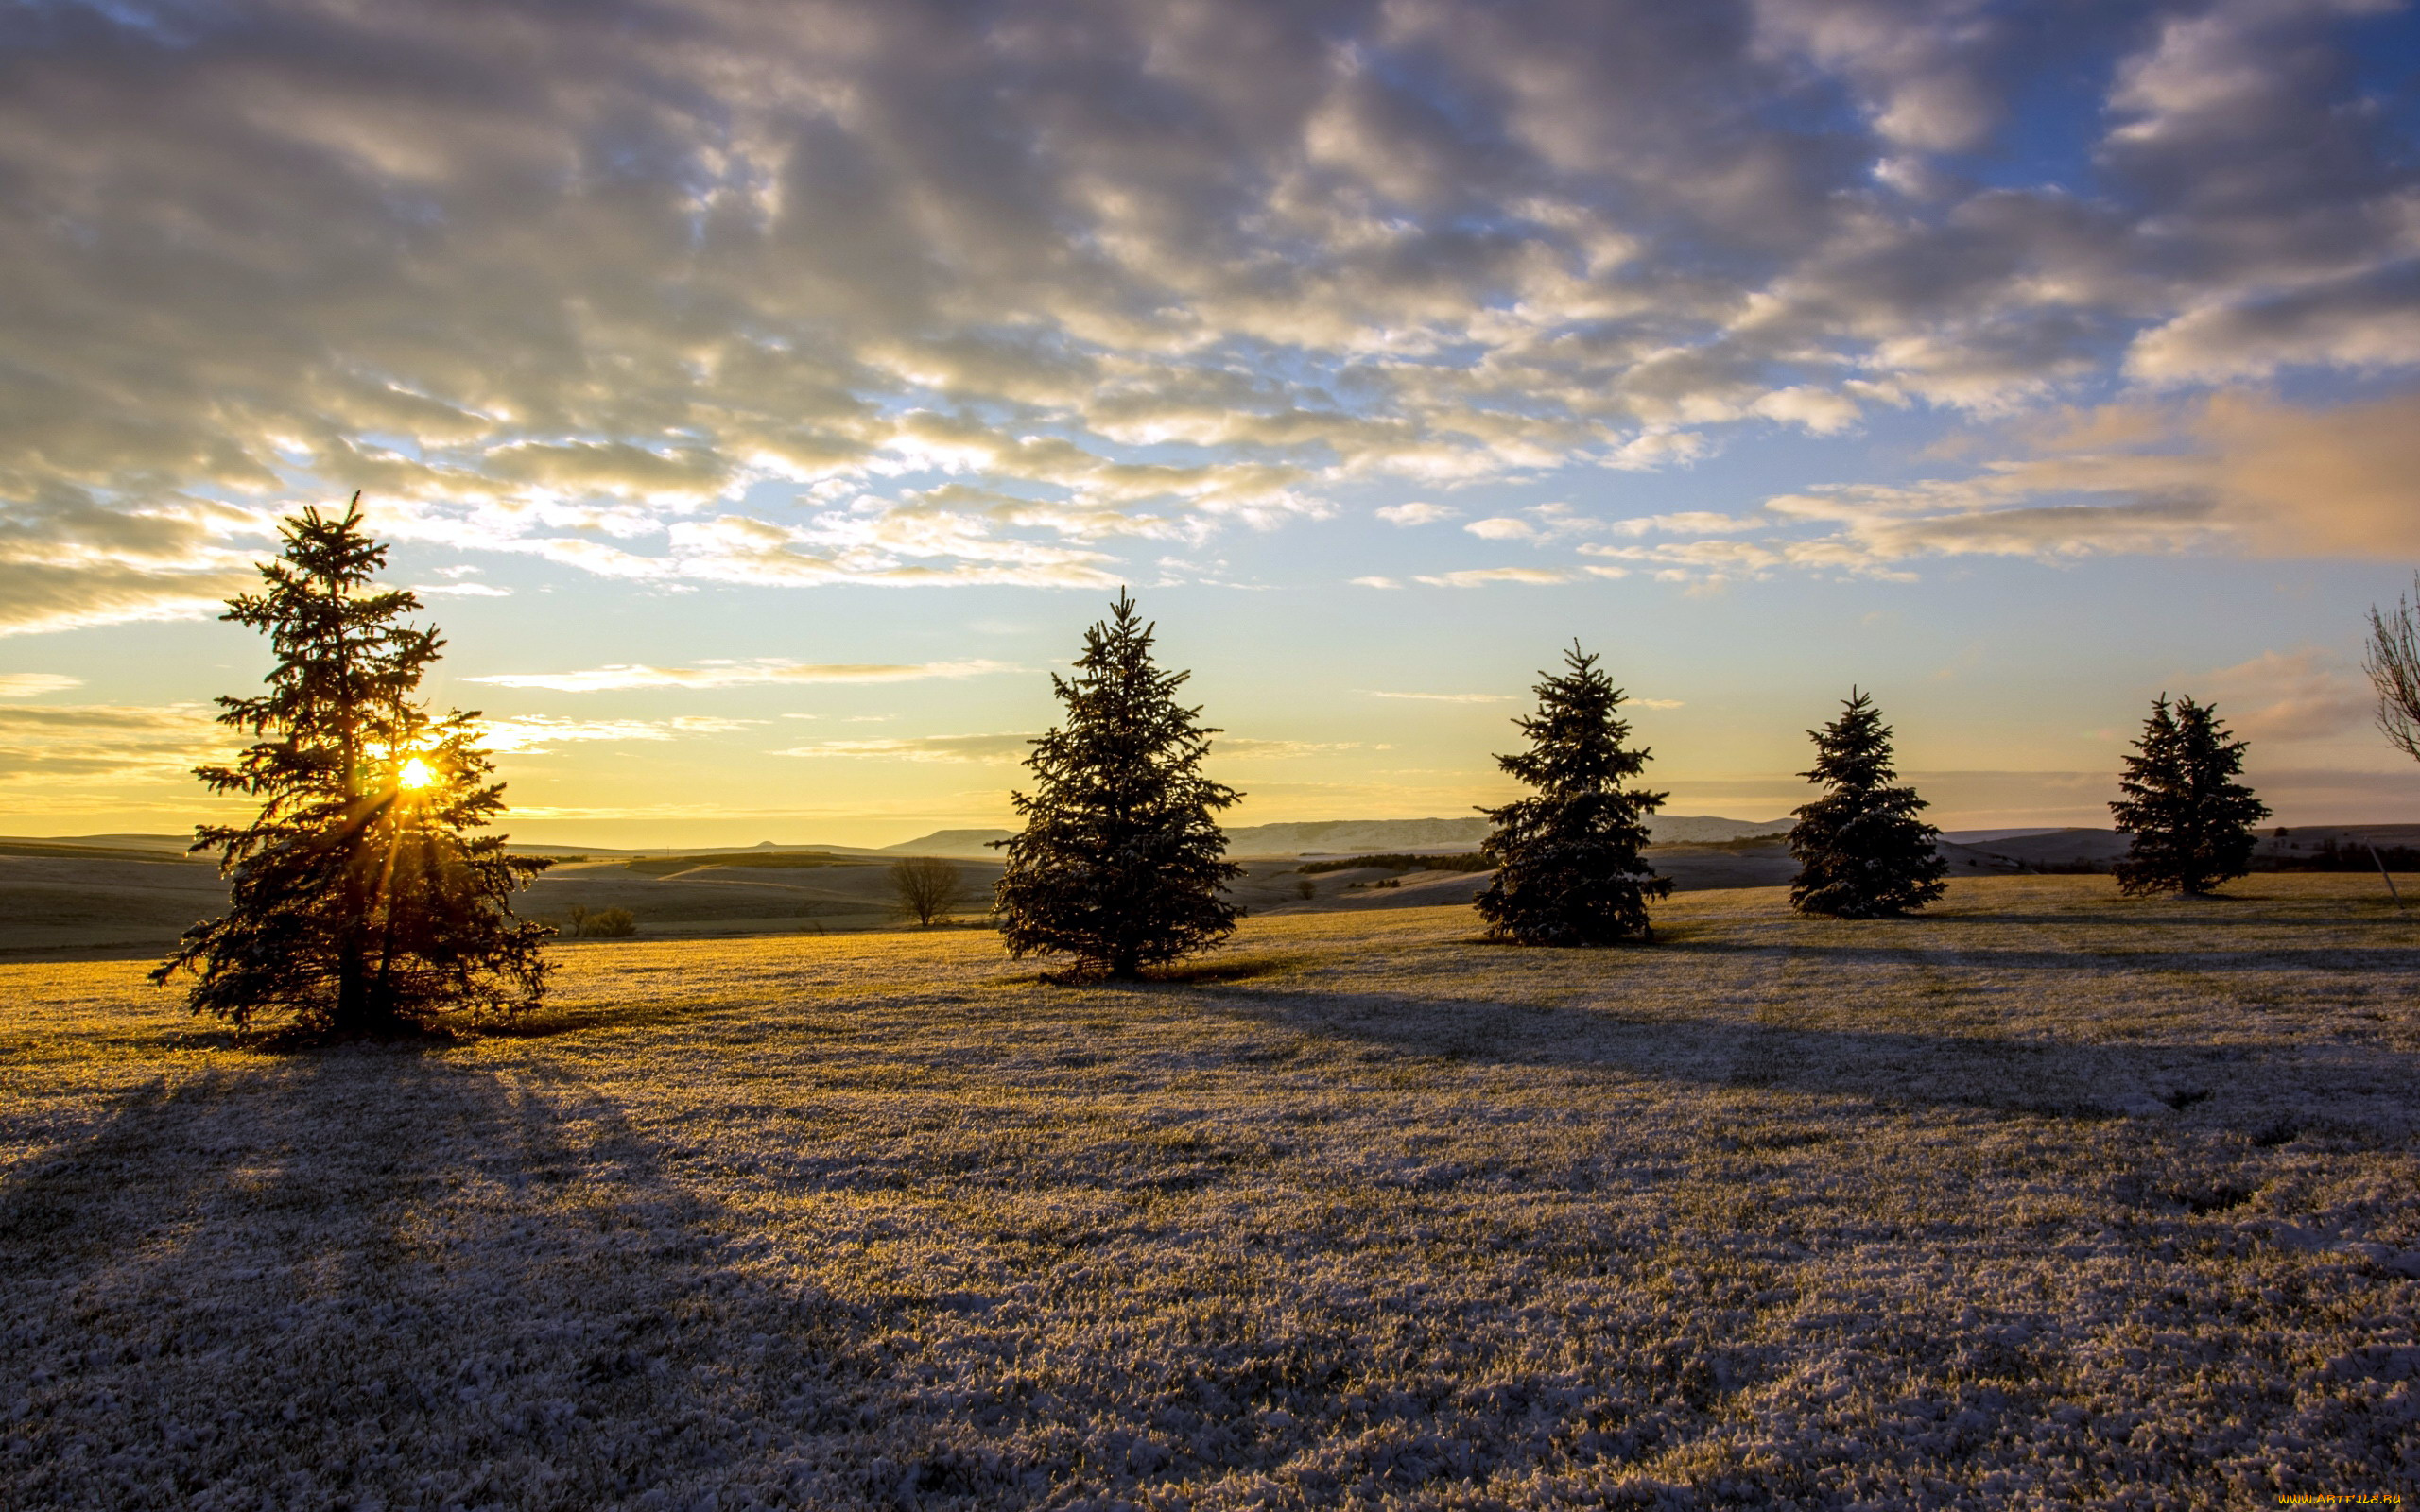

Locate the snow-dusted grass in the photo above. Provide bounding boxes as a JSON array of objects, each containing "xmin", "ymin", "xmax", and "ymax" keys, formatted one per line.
[{"xmin": 3, "ymin": 874, "xmax": 2415, "ymax": 1510}]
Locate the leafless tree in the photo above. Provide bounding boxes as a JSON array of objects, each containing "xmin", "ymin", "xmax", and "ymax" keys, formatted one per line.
[
  {"xmin": 2367, "ymin": 576, "xmax": 2420, "ymax": 763},
  {"xmin": 888, "ymin": 855, "xmax": 968, "ymax": 926}
]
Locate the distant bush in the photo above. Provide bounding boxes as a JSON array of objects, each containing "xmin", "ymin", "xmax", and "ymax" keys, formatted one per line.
[
  {"xmin": 1296, "ymin": 852, "xmax": 1491, "ymax": 875},
  {"xmin": 1294, "ymin": 879, "xmax": 1316, "ymax": 900},
  {"xmin": 565, "ymin": 905, "xmax": 637, "ymax": 938}
]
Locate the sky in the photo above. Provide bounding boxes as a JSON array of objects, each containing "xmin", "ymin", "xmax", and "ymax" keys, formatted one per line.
[{"xmin": 4, "ymin": 0, "xmax": 2420, "ymax": 848}]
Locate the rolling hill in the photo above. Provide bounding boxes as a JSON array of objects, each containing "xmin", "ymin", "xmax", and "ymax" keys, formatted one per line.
[{"xmin": 874, "ymin": 813, "xmax": 1795, "ymax": 858}]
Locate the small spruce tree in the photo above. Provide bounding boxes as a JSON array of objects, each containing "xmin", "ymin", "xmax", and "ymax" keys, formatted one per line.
[
  {"xmin": 152, "ymin": 497, "xmax": 552, "ymax": 1035},
  {"xmin": 1474, "ymin": 644, "xmax": 1670, "ymax": 945},
  {"xmin": 2110, "ymin": 694, "xmax": 2270, "ymax": 897},
  {"xmin": 1788, "ymin": 688, "xmax": 1947, "ymax": 918},
  {"xmin": 993, "ymin": 591, "xmax": 1241, "ymax": 977}
]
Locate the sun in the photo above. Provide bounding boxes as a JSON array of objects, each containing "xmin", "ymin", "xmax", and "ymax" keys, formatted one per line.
[{"xmin": 397, "ymin": 756, "xmax": 438, "ymax": 791}]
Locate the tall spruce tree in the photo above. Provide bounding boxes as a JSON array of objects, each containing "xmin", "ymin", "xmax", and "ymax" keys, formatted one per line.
[
  {"xmin": 1788, "ymin": 689, "xmax": 1947, "ymax": 918},
  {"xmin": 152, "ymin": 497, "xmax": 552, "ymax": 1035},
  {"xmin": 1474, "ymin": 644, "xmax": 1670, "ymax": 945},
  {"xmin": 993, "ymin": 591, "xmax": 1241, "ymax": 977},
  {"xmin": 2109, "ymin": 694, "xmax": 2269, "ymax": 897}
]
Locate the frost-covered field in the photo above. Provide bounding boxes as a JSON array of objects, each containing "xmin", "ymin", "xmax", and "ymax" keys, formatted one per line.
[{"xmin": 3, "ymin": 875, "xmax": 2415, "ymax": 1510}]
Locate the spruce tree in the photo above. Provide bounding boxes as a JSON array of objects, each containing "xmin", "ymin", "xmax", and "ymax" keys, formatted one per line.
[
  {"xmin": 1788, "ymin": 689, "xmax": 1947, "ymax": 918},
  {"xmin": 2110, "ymin": 694, "xmax": 2270, "ymax": 897},
  {"xmin": 993, "ymin": 590, "xmax": 1241, "ymax": 977},
  {"xmin": 1475, "ymin": 644, "xmax": 1670, "ymax": 945},
  {"xmin": 152, "ymin": 497, "xmax": 552, "ymax": 1035}
]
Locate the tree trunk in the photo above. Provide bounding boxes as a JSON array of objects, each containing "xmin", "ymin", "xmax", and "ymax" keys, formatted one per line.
[{"xmin": 335, "ymin": 935, "xmax": 371, "ymax": 1034}]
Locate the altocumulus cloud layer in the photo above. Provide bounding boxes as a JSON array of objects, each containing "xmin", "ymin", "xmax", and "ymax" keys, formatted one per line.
[{"xmin": 5, "ymin": 0, "xmax": 2419, "ymax": 631}]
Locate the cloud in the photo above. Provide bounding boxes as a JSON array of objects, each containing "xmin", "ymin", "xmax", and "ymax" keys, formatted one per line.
[
  {"xmin": 465, "ymin": 660, "xmax": 1015, "ymax": 693},
  {"xmin": 1214, "ymin": 739, "xmax": 1373, "ymax": 758},
  {"xmin": 0, "ymin": 492, "xmax": 263, "ymax": 636},
  {"xmin": 0, "ymin": 0, "xmax": 2411, "ymax": 625},
  {"xmin": 475, "ymin": 715, "xmax": 760, "ymax": 754},
  {"xmin": 1749, "ymin": 384, "xmax": 1863, "ymax": 434},
  {"xmin": 0, "ymin": 674, "xmax": 79, "ymax": 697},
  {"xmin": 2197, "ymin": 392, "xmax": 2420, "ymax": 558},
  {"xmin": 1464, "ymin": 518, "xmax": 1539, "ymax": 541},
  {"xmin": 1349, "ymin": 576, "xmax": 1403, "ymax": 589},
  {"xmin": 2193, "ymin": 649, "xmax": 2375, "ymax": 744},
  {"xmin": 2130, "ymin": 267, "xmax": 2420, "ymax": 385},
  {"xmin": 1816, "ymin": 497, "xmax": 2215, "ymax": 563},
  {"xmin": 2102, "ymin": 0, "xmax": 2420, "ymax": 386},
  {"xmin": 1412, "ymin": 568, "xmax": 1569, "ymax": 587},
  {"xmin": 769, "ymin": 731, "xmax": 1369, "ymax": 765},
  {"xmin": 1726, "ymin": 390, "xmax": 2420, "ymax": 573},
  {"xmin": 0, "ymin": 702, "xmax": 231, "ymax": 789},
  {"xmin": 1752, "ymin": 0, "xmax": 2002, "ymax": 154},
  {"xmin": 770, "ymin": 733, "xmax": 1034, "ymax": 763},
  {"xmin": 1582, "ymin": 540, "xmax": 1785, "ymax": 578},
  {"xmin": 1609, "ymin": 512, "xmax": 1763, "ymax": 537},
  {"xmin": 1456, "ymin": 503, "xmax": 1611, "ymax": 546}
]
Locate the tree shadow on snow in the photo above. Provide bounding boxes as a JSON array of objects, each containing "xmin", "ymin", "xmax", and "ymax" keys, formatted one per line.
[
  {"xmin": 0, "ymin": 1049, "xmax": 1006, "ymax": 1511},
  {"xmin": 1181, "ymin": 984, "xmax": 2420, "ymax": 1134},
  {"xmin": 1636, "ymin": 936, "xmax": 2420, "ymax": 975}
]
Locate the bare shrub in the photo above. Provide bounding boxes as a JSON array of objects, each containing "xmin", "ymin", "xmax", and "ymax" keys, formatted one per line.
[
  {"xmin": 2367, "ymin": 576, "xmax": 2420, "ymax": 763},
  {"xmin": 888, "ymin": 856, "xmax": 967, "ymax": 926}
]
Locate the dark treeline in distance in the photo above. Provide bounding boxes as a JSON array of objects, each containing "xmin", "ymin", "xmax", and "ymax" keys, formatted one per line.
[
  {"xmin": 2266, "ymin": 838, "xmax": 2420, "ymax": 873},
  {"xmin": 1295, "ymin": 852, "xmax": 1496, "ymax": 875}
]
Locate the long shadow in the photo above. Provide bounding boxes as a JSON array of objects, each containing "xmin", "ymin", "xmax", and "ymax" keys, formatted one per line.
[
  {"xmin": 1642, "ymin": 937, "xmax": 2420, "ymax": 974},
  {"xmin": 0, "ymin": 1048, "xmax": 1001, "ymax": 1511},
  {"xmin": 7, "ymin": 1020, "xmax": 2408, "ymax": 1507},
  {"xmin": 0, "ymin": 1072, "xmax": 243, "ymax": 1273},
  {"xmin": 1164, "ymin": 983, "xmax": 2420, "ymax": 1130}
]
